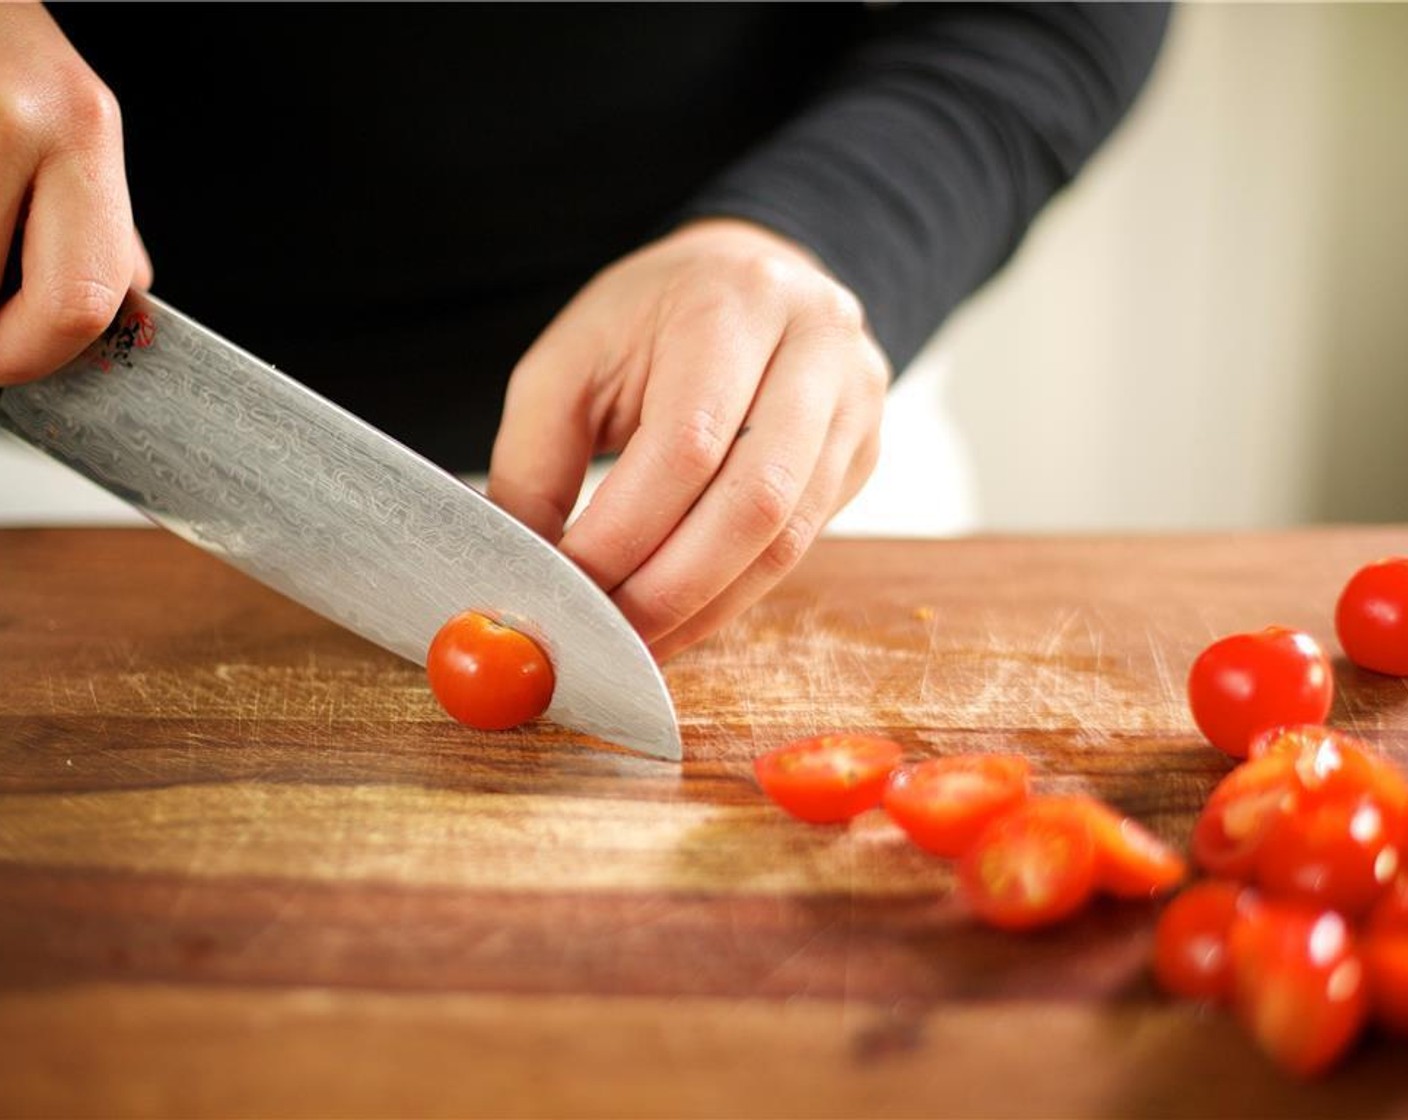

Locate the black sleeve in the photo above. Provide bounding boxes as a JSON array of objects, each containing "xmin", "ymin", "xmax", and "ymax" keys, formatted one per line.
[{"xmin": 677, "ymin": 2, "xmax": 1172, "ymax": 374}]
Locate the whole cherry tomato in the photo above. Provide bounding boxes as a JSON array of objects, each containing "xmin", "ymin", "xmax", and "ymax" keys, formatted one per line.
[
  {"xmin": 1228, "ymin": 902, "xmax": 1369, "ymax": 1079},
  {"xmin": 957, "ymin": 797, "xmax": 1097, "ymax": 932},
  {"xmin": 1336, "ymin": 557, "xmax": 1408, "ymax": 676},
  {"xmin": 1257, "ymin": 792, "xmax": 1400, "ymax": 918},
  {"xmin": 882, "ymin": 754, "xmax": 1031, "ymax": 858},
  {"xmin": 1365, "ymin": 873, "xmax": 1408, "ymax": 1036},
  {"xmin": 1187, "ymin": 626, "xmax": 1334, "ymax": 760},
  {"xmin": 1153, "ymin": 879, "xmax": 1261, "ymax": 1003},
  {"xmin": 426, "ymin": 610, "xmax": 556, "ymax": 731},
  {"xmin": 754, "ymin": 734, "xmax": 904, "ymax": 824}
]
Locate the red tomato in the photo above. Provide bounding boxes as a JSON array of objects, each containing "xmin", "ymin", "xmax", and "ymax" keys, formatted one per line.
[
  {"xmin": 1153, "ymin": 879, "xmax": 1261, "ymax": 1003},
  {"xmin": 1257, "ymin": 792, "xmax": 1400, "ymax": 918},
  {"xmin": 1060, "ymin": 796, "xmax": 1188, "ymax": 899},
  {"xmin": 882, "ymin": 754, "xmax": 1031, "ymax": 858},
  {"xmin": 1228, "ymin": 902, "xmax": 1369, "ymax": 1079},
  {"xmin": 1191, "ymin": 754, "xmax": 1298, "ymax": 880},
  {"xmin": 1187, "ymin": 627, "xmax": 1334, "ymax": 760},
  {"xmin": 1365, "ymin": 874, "xmax": 1408, "ymax": 1035},
  {"xmin": 754, "ymin": 734, "xmax": 904, "ymax": 824},
  {"xmin": 1362, "ymin": 932, "xmax": 1408, "ymax": 1037},
  {"xmin": 426, "ymin": 610, "xmax": 555, "ymax": 731},
  {"xmin": 1336, "ymin": 557, "xmax": 1408, "ymax": 676},
  {"xmin": 957, "ymin": 797, "xmax": 1097, "ymax": 932}
]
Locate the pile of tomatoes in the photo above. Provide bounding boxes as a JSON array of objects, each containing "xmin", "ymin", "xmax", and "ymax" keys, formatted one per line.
[{"xmin": 753, "ymin": 555, "xmax": 1408, "ymax": 1079}]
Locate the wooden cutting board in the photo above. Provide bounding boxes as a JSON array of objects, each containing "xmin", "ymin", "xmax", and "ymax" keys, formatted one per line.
[{"xmin": 2, "ymin": 526, "xmax": 1407, "ymax": 1118}]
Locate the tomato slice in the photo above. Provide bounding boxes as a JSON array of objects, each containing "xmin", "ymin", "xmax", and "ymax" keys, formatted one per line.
[
  {"xmin": 754, "ymin": 734, "xmax": 904, "ymax": 824},
  {"xmin": 1057, "ymin": 796, "xmax": 1188, "ymax": 899},
  {"xmin": 1192, "ymin": 754, "xmax": 1299, "ymax": 881},
  {"xmin": 957, "ymin": 797, "xmax": 1097, "ymax": 932},
  {"xmin": 1228, "ymin": 902, "xmax": 1369, "ymax": 1079},
  {"xmin": 882, "ymin": 754, "xmax": 1031, "ymax": 858},
  {"xmin": 1153, "ymin": 879, "xmax": 1261, "ymax": 1003}
]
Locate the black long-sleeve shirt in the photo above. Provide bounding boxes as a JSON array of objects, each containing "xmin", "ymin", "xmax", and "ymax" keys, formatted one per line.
[{"xmin": 51, "ymin": 2, "xmax": 1170, "ymax": 471}]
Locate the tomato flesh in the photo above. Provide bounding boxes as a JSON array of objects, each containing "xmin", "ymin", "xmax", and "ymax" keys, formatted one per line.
[
  {"xmin": 957, "ymin": 797, "xmax": 1097, "ymax": 932},
  {"xmin": 1228, "ymin": 902, "xmax": 1369, "ymax": 1079},
  {"xmin": 754, "ymin": 734, "xmax": 904, "ymax": 824},
  {"xmin": 1192, "ymin": 754, "xmax": 1298, "ymax": 880},
  {"xmin": 426, "ymin": 610, "xmax": 555, "ymax": 731},
  {"xmin": 1059, "ymin": 796, "xmax": 1187, "ymax": 899},
  {"xmin": 882, "ymin": 754, "xmax": 1031, "ymax": 858},
  {"xmin": 1187, "ymin": 627, "xmax": 1334, "ymax": 760},
  {"xmin": 1336, "ymin": 557, "xmax": 1408, "ymax": 676},
  {"xmin": 1153, "ymin": 879, "xmax": 1260, "ymax": 1003}
]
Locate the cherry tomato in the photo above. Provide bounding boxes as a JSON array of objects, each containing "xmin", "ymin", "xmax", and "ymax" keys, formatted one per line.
[
  {"xmin": 1248, "ymin": 723, "xmax": 1349, "ymax": 762},
  {"xmin": 1059, "ymin": 796, "xmax": 1188, "ymax": 899},
  {"xmin": 957, "ymin": 797, "xmax": 1097, "ymax": 932},
  {"xmin": 1228, "ymin": 902, "xmax": 1369, "ymax": 1079},
  {"xmin": 1336, "ymin": 557, "xmax": 1408, "ymax": 676},
  {"xmin": 1191, "ymin": 753, "xmax": 1298, "ymax": 880},
  {"xmin": 1153, "ymin": 879, "xmax": 1261, "ymax": 1003},
  {"xmin": 882, "ymin": 754, "xmax": 1031, "ymax": 858},
  {"xmin": 754, "ymin": 734, "xmax": 904, "ymax": 824},
  {"xmin": 426, "ymin": 610, "xmax": 555, "ymax": 731},
  {"xmin": 1187, "ymin": 627, "xmax": 1334, "ymax": 760},
  {"xmin": 1257, "ymin": 791, "xmax": 1400, "ymax": 918},
  {"xmin": 1365, "ymin": 874, "xmax": 1408, "ymax": 1035}
]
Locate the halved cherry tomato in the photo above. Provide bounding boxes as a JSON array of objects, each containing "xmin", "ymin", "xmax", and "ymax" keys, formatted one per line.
[
  {"xmin": 1153, "ymin": 879, "xmax": 1261, "ymax": 1003},
  {"xmin": 754, "ymin": 734, "xmax": 904, "ymax": 824},
  {"xmin": 1059, "ymin": 796, "xmax": 1188, "ymax": 899},
  {"xmin": 426, "ymin": 610, "xmax": 555, "ymax": 731},
  {"xmin": 1228, "ymin": 902, "xmax": 1369, "ymax": 1079},
  {"xmin": 1249, "ymin": 723, "xmax": 1349, "ymax": 762},
  {"xmin": 1187, "ymin": 627, "xmax": 1334, "ymax": 760},
  {"xmin": 882, "ymin": 754, "xmax": 1031, "ymax": 858},
  {"xmin": 957, "ymin": 797, "xmax": 1097, "ymax": 932},
  {"xmin": 1191, "ymin": 753, "xmax": 1298, "ymax": 880},
  {"xmin": 1336, "ymin": 557, "xmax": 1408, "ymax": 677}
]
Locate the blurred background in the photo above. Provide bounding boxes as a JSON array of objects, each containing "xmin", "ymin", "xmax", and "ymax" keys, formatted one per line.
[
  {"xmin": 4, "ymin": 2, "xmax": 1407, "ymax": 535},
  {"xmin": 844, "ymin": 0, "xmax": 1408, "ymax": 536}
]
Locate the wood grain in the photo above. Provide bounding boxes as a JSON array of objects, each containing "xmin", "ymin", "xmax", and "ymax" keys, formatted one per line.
[{"xmin": 3, "ymin": 527, "xmax": 1408, "ymax": 1118}]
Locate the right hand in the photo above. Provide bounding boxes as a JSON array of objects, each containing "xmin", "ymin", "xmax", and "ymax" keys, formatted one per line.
[{"xmin": 0, "ymin": 4, "xmax": 151, "ymax": 386}]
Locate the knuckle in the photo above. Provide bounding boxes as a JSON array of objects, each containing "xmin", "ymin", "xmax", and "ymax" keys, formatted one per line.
[
  {"xmin": 46, "ymin": 276, "xmax": 122, "ymax": 342},
  {"xmin": 733, "ymin": 461, "xmax": 799, "ymax": 539},
  {"xmin": 736, "ymin": 252, "xmax": 800, "ymax": 306},
  {"xmin": 759, "ymin": 512, "xmax": 816, "ymax": 576},
  {"xmin": 643, "ymin": 580, "xmax": 695, "ymax": 635},
  {"xmin": 57, "ymin": 72, "xmax": 123, "ymax": 142},
  {"xmin": 659, "ymin": 406, "xmax": 731, "ymax": 485},
  {"xmin": 813, "ymin": 280, "xmax": 867, "ymax": 333}
]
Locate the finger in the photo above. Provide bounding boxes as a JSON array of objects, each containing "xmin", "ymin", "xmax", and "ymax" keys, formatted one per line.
[
  {"xmin": 554, "ymin": 294, "xmax": 786, "ymax": 591},
  {"xmin": 486, "ymin": 316, "xmax": 600, "ymax": 544},
  {"xmin": 0, "ymin": 143, "xmax": 134, "ymax": 385},
  {"xmin": 607, "ymin": 326, "xmax": 843, "ymax": 645},
  {"xmin": 649, "ymin": 411, "xmax": 880, "ymax": 662}
]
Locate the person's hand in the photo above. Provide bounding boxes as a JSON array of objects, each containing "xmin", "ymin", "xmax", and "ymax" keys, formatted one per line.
[
  {"xmin": 488, "ymin": 217, "xmax": 889, "ymax": 660},
  {"xmin": 0, "ymin": 4, "xmax": 151, "ymax": 385}
]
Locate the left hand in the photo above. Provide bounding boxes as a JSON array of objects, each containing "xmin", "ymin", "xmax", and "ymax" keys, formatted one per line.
[{"xmin": 488, "ymin": 217, "xmax": 889, "ymax": 661}]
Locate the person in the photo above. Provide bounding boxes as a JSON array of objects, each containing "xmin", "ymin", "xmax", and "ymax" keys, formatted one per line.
[{"xmin": 0, "ymin": 3, "xmax": 1169, "ymax": 660}]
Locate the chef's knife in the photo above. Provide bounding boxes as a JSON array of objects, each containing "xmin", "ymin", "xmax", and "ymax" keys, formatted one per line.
[{"xmin": 0, "ymin": 292, "xmax": 682, "ymax": 761}]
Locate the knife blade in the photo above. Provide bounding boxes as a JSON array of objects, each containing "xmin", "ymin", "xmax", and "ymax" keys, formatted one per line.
[{"xmin": 0, "ymin": 292, "xmax": 681, "ymax": 761}]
